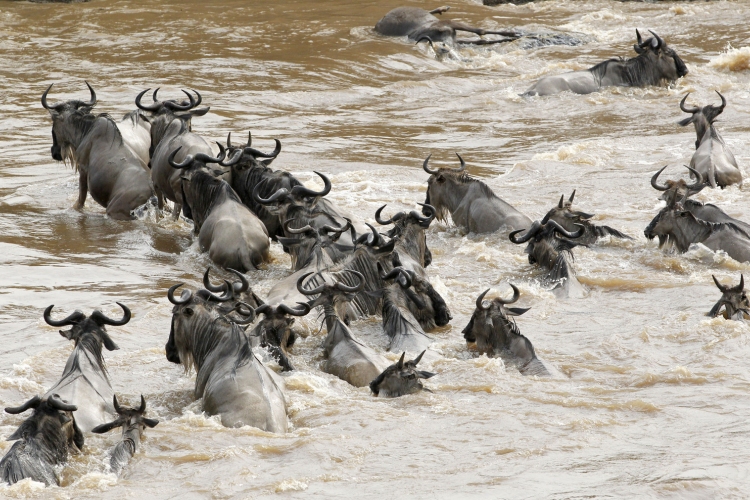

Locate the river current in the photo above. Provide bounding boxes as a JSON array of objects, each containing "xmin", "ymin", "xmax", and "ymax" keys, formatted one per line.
[{"xmin": 1, "ymin": 0, "xmax": 750, "ymax": 498}]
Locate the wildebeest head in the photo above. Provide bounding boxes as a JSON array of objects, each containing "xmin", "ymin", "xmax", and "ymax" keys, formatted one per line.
[
  {"xmin": 278, "ymin": 218, "xmax": 353, "ymax": 270},
  {"xmin": 253, "ymin": 171, "xmax": 333, "ymax": 215},
  {"xmin": 379, "ymin": 260, "xmax": 452, "ymax": 328},
  {"xmin": 5, "ymin": 394, "xmax": 84, "ymax": 456},
  {"xmin": 644, "ymin": 204, "xmax": 716, "ymax": 253},
  {"xmin": 678, "ymin": 91, "xmax": 726, "ymax": 149},
  {"xmin": 462, "ymin": 286, "xmax": 534, "ymax": 357},
  {"xmin": 166, "ymin": 282, "xmax": 254, "ymax": 368},
  {"xmin": 43, "ymin": 303, "xmax": 127, "ymax": 375},
  {"xmin": 540, "ymin": 190, "xmax": 594, "ymax": 232},
  {"xmin": 509, "ymin": 219, "xmax": 584, "ymax": 247},
  {"xmin": 226, "ymin": 131, "xmax": 282, "ymax": 170},
  {"xmin": 422, "ymin": 153, "xmax": 470, "ymax": 222},
  {"xmin": 251, "ymin": 302, "xmax": 311, "ymax": 371},
  {"xmin": 369, "ymin": 351, "xmax": 435, "ymax": 397},
  {"xmin": 41, "ymin": 82, "xmax": 98, "ymax": 164},
  {"xmin": 650, "ymin": 165, "xmax": 706, "ymax": 208},
  {"xmin": 297, "ymin": 270, "xmax": 364, "ymax": 328},
  {"xmin": 631, "ymin": 29, "xmax": 688, "ymax": 84},
  {"xmin": 203, "ymin": 267, "xmax": 264, "ymax": 310},
  {"xmin": 91, "ymin": 395, "xmax": 158, "ymax": 438},
  {"xmin": 376, "ymin": 203, "xmax": 435, "ymax": 267},
  {"xmin": 708, "ymin": 274, "xmax": 749, "ymax": 321}
]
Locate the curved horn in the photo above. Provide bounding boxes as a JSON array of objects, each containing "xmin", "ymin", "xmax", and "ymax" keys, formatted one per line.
[
  {"xmin": 113, "ymin": 394, "xmax": 122, "ymax": 414},
  {"xmin": 713, "ymin": 275, "xmax": 729, "ymax": 293},
  {"xmin": 685, "ymin": 165, "xmax": 704, "ymax": 191},
  {"xmin": 548, "ymin": 220, "xmax": 585, "ymax": 239},
  {"xmin": 41, "ymin": 83, "xmax": 54, "ymax": 110},
  {"xmin": 375, "ymin": 205, "xmax": 394, "ymax": 225},
  {"xmin": 138, "ymin": 395, "xmax": 146, "ymax": 413},
  {"xmin": 83, "ymin": 81, "xmax": 97, "ymax": 107},
  {"xmin": 291, "ymin": 171, "xmax": 331, "ymax": 198},
  {"xmin": 203, "ymin": 267, "xmax": 226, "ymax": 293},
  {"xmin": 44, "ymin": 305, "xmax": 85, "ymax": 327},
  {"xmin": 636, "ymin": 29, "xmax": 643, "ymax": 46},
  {"xmin": 414, "ymin": 203, "xmax": 435, "ymax": 226},
  {"xmin": 680, "ymin": 93, "xmax": 699, "ymax": 114},
  {"xmin": 321, "ymin": 218, "xmax": 351, "ymax": 236},
  {"xmin": 568, "ymin": 190, "xmax": 576, "ymax": 204},
  {"xmin": 167, "ymin": 284, "xmax": 192, "ymax": 305},
  {"xmin": 738, "ymin": 274, "xmax": 745, "ymax": 292},
  {"xmin": 91, "ymin": 302, "xmax": 131, "ymax": 326},
  {"xmin": 454, "ymin": 153, "xmax": 466, "ymax": 172},
  {"xmin": 283, "ymin": 219, "xmax": 315, "ymax": 235},
  {"xmin": 246, "ymin": 130, "xmax": 252, "ymax": 147},
  {"xmin": 509, "ymin": 220, "xmax": 542, "ymax": 244},
  {"xmin": 204, "ymin": 281, "xmax": 234, "ymax": 302},
  {"xmin": 416, "ymin": 36, "xmax": 435, "ymax": 49},
  {"xmin": 297, "ymin": 272, "xmax": 326, "ymax": 296},
  {"xmin": 5, "ymin": 396, "xmax": 41, "ymax": 414},
  {"xmin": 278, "ymin": 302, "xmax": 311, "ymax": 317},
  {"xmin": 334, "ymin": 271, "xmax": 365, "ymax": 293},
  {"xmin": 226, "ymin": 132, "xmax": 233, "ymax": 149},
  {"xmin": 397, "ymin": 352, "xmax": 405, "ymax": 370},
  {"xmin": 135, "ymin": 88, "xmax": 161, "ymax": 111},
  {"xmin": 227, "ymin": 268, "xmax": 249, "ymax": 294},
  {"xmin": 244, "ymin": 139, "xmax": 281, "ymax": 159},
  {"xmin": 715, "ymin": 90, "xmax": 726, "ymax": 113},
  {"xmin": 47, "ymin": 394, "xmax": 77, "ymax": 412},
  {"xmin": 163, "ymin": 89, "xmax": 195, "ymax": 111},
  {"xmin": 558, "ymin": 194, "xmax": 564, "ymax": 209},
  {"xmin": 254, "ymin": 304, "xmax": 273, "ymax": 317},
  {"xmin": 219, "ymin": 147, "xmax": 243, "ymax": 167},
  {"xmin": 651, "ymin": 165, "xmax": 669, "ymax": 191},
  {"xmin": 648, "ymin": 30, "xmax": 664, "ymax": 49},
  {"xmin": 168, "ymin": 147, "xmax": 193, "ymax": 169},
  {"xmin": 253, "ymin": 184, "xmax": 289, "ymax": 205},
  {"xmin": 412, "ymin": 350, "xmax": 425, "ymax": 366},
  {"xmin": 497, "ymin": 284, "xmax": 520, "ymax": 305},
  {"xmin": 476, "ymin": 289, "xmax": 490, "ymax": 311},
  {"xmin": 190, "ymin": 89, "xmax": 202, "ymax": 107},
  {"xmin": 423, "ymin": 154, "xmax": 439, "ymax": 175},
  {"xmin": 192, "ymin": 142, "xmax": 226, "ymax": 165}
]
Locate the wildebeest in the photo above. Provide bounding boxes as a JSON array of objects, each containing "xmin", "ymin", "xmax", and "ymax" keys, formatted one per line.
[
  {"xmin": 678, "ymin": 92, "xmax": 742, "ymax": 188},
  {"xmin": 0, "ymin": 395, "xmax": 84, "ymax": 486},
  {"xmin": 137, "ymin": 88, "xmax": 212, "ymax": 218},
  {"xmin": 379, "ymin": 264, "xmax": 435, "ymax": 354},
  {"xmin": 203, "ymin": 267, "xmax": 264, "ymax": 310},
  {"xmin": 375, "ymin": 6, "xmax": 519, "ymax": 45},
  {"xmin": 708, "ymin": 275, "xmax": 749, "ymax": 321},
  {"xmin": 375, "ymin": 203, "xmax": 435, "ymax": 269},
  {"xmin": 170, "ymin": 145, "xmax": 271, "ymax": 272},
  {"xmin": 297, "ymin": 271, "xmax": 390, "ymax": 387},
  {"xmin": 644, "ymin": 202, "xmax": 750, "ymax": 263},
  {"xmin": 524, "ymin": 30, "xmax": 688, "ymax": 96},
  {"xmin": 166, "ymin": 283, "xmax": 288, "ymax": 432},
  {"xmin": 462, "ymin": 287, "xmax": 549, "ymax": 376},
  {"xmin": 42, "ymin": 82, "xmax": 154, "ymax": 220},
  {"xmin": 43, "ymin": 302, "xmax": 129, "ymax": 432},
  {"xmin": 91, "ymin": 395, "xmax": 158, "ymax": 475},
  {"xmin": 423, "ymin": 154, "xmax": 531, "ymax": 234},
  {"xmin": 369, "ymin": 351, "xmax": 435, "ymax": 398},
  {"xmin": 251, "ymin": 301, "xmax": 311, "ymax": 372},
  {"xmin": 541, "ymin": 190, "xmax": 631, "ymax": 246},
  {"xmin": 509, "ymin": 220, "xmax": 585, "ymax": 297}
]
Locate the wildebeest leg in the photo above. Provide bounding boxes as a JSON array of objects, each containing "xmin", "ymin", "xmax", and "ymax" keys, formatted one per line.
[
  {"xmin": 171, "ymin": 203, "xmax": 182, "ymax": 221},
  {"xmin": 154, "ymin": 186, "xmax": 165, "ymax": 211},
  {"xmin": 429, "ymin": 6, "xmax": 450, "ymax": 15},
  {"xmin": 74, "ymin": 171, "xmax": 88, "ymax": 210}
]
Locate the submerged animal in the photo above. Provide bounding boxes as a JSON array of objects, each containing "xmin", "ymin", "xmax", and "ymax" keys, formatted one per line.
[
  {"xmin": 678, "ymin": 91, "xmax": 741, "ymax": 188},
  {"xmin": 708, "ymin": 275, "xmax": 749, "ymax": 321},
  {"xmin": 92, "ymin": 395, "xmax": 158, "ymax": 475},
  {"xmin": 541, "ymin": 190, "xmax": 631, "ymax": 246},
  {"xmin": 369, "ymin": 351, "xmax": 435, "ymax": 398},
  {"xmin": 0, "ymin": 395, "xmax": 83, "ymax": 486},
  {"xmin": 524, "ymin": 30, "xmax": 687, "ymax": 96}
]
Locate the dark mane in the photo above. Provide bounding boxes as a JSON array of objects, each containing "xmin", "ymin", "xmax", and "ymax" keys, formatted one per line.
[
  {"xmin": 445, "ymin": 170, "xmax": 500, "ymax": 199},
  {"xmin": 70, "ymin": 332, "xmax": 110, "ymax": 379},
  {"xmin": 185, "ymin": 170, "xmax": 242, "ymax": 231},
  {"xmin": 589, "ymin": 53, "xmax": 672, "ymax": 87}
]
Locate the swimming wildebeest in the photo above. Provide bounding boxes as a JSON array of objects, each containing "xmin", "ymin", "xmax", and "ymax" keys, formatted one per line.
[
  {"xmin": 422, "ymin": 154, "xmax": 531, "ymax": 234},
  {"xmin": 251, "ymin": 301, "xmax": 311, "ymax": 372},
  {"xmin": 91, "ymin": 395, "xmax": 159, "ymax": 475},
  {"xmin": 166, "ymin": 283, "xmax": 288, "ymax": 432},
  {"xmin": 375, "ymin": 203, "xmax": 435, "ymax": 269},
  {"xmin": 369, "ymin": 351, "xmax": 435, "ymax": 398},
  {"xmin": 43, "ymin": 302, "xmax": 129, "ymax": 432},
  {"xmin": 0, "ymin": 394, "xmax": 84, "ymax": 486},
  {"xmin": 541, "ymin": 190, "xmax": 631, "ymax": 246},
  {"xmin": 170, "ymin": 145, "xmax": 271, "ymax": 272},
  {"xmin": 463, "ymin": 287, "xmax": 549, "ymax": 376},
  {"xmin": 375, "ymin": 6, "xmax": 520, "ymax": 45},
  {"xmin": 524, "ymin": 30, "xmax": 688, "ymax": 96},
  {"xmin": 509, "ymin": 220, "xmax": 585, "ymax": 297},
  {"xmin": 644, "ymin": 202, "xmax": 750, "ymax": 263},
  {"xmin": 42, "ymin": 82, "xmax": 154, "ymax": 220},
  {"xmin": 708, "ymin": 275, "xmax": 749, "ymax": 321},
  {"xmin": 678, "ymin": 91, "xmax": 742, "ymax": 188}
]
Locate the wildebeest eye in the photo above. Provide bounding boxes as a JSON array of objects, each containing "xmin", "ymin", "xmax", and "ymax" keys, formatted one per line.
[{"xmin": 184, "ymin": 307, "xmax": 194, "ymax": 316}]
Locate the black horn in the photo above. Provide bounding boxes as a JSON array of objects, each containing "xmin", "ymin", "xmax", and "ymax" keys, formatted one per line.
[
  {"xmin": 203, "ymin": 267, "xmax": 226, "ymax": 293},
  {"xmin": 278, "ymin": 302, "xmax": 311, "ymax": 317},
  {"xmin": 135, "ymin": 88, "xmax": 161, "ymax": 111},
  {"xmin": 244, "ymin": 138, "xmax": 281, "ymax": 159},
  {"xmin": 291, "ymin": 171, "xmax": 331, "ymax": 198},
  {"xmin": 297, "ymin": 272, "xmax": 326, "ymax": 296},
  {"xmin": 648, "ymin": 30, "xmax": 663, "ymax": 49},
  {"xmin": 476, "ymin": 289, "xmax": 490, "ymax": 311},
  {"xmin": 454, "ymin": 153, "xmax": 466, "ymax": 172},
  {"xmin": 163, "ymin": 89, "xmax": 195, "ymax": 111},
  {"xmin": 168, "ymin": 147, "xmax": 193, "ymax": 169},
  {"xmin": 253, "ymin": 185, "xmax": 289, "ymax": 205},
  {"xmin": 651, "ymin": 165, "xmax": 670, "ymax": 191},
  {"xmin": 334, "ymin": 270, "xmax": 365, "ymax": 293},
  {"xmin": 5, "ymin": 396, "xmax": 41, "ymax": 415},
  {"xmin": 47, "ymin": 394, "xmax": 77, "ymax": 412},
  {"xmin": 713, "ymin": 275, "xmax": 729, "ymax": 293},
  {"xmin": 497, "ymin": 284, "xmax": 520, "ymax": 305},
  {"xmin": 91, "ymin": 302, "xmax": 131, "ymax": 326},
  {"xmin": 375, "ymin": 205, "xmax": 394, "ymax": 225},
  {"xmin": 715, "ymin": 90, "xmax": 726, "ymax": 113},
  {"xmin": 44, "ymin": 305, "xmax": 85, "ymax": 327},
  {"xmin": 41, "ymin": 83, "xmax": 55, "ymax": 110},
  {"xmin": 138, "ymin": 395, "xmax": 146, "ymax": 413},
  {"xmin": 548, "ymin": 220, "xmax": 585, "ymax": 239},
  {"xmin": 509, "ymin": 221, "xmax": 542, "ymax": 244},
  {"xmin": 423, "ymin": 154, "xmax": 439, "ymax": 175},
  {"xmin": 680, "ymin": 93, "xmax": 699, "ymax": 114},
  {"xmin": 167, "ymin": 283, "xmax": 192, "ymax": 305},
  {"xmin": 83, "ymin": 81, "xmax": 97, "ymax": 107}
]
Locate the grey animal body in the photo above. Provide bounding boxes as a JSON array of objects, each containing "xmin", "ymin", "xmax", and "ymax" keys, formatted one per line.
[
  {"xmin": 42, "ymin": 303, "xmax": 130, "ymax": 432},
  {"xmin": 92, "ymin": 395, "xmax": 158, "ymax": 475},
  {"xmin": 509, "ymin": 220, "xmax": 586, "ymax": 297},
  {"xmin": 463, "ymin": 287, "xmax": 549, "ymax": 376},
  {"xmin": 708, "ymin": 275, "xmax": 749, "ymax": 321},
  {"xmin": 137, "ymin": 88, "xmax": 212, "ymax": 219},
  {"xmin": 380, "ymin": 265, "xmax": 434, "ymax": 355},
  {"xmin": 369, "ymin": 351, "xmax": 435, "ymax": 398},
  {"xmin": 375, "ymin": 6, "xmax": 519, "ymax": 45},
  {"xmin": 0, "ymin": 395, "xmax": 84, "ymax": 486},
  {"xmin": 678, "ymin": 92, "xmax": 741, "ymax": 188},
  {"xmin": 117, "ymin": 110, "xmax": 152, "ymax": 167},
  {"xmin": 541, "ymin": 190, "xmax": 631, "ymax": 247},
  {"xmin": 524, "ymin": 30, "xmax": 688, "ymax": 96},
  {"xmin": 423, "ymin": 154, "xmax": 531, "ymax": 234},
  {"xmin": 171, "ymin": 146, "xmax": 270, "ymax": 272},
  {"xmin": 166, "ymin": 284, "xmax": 288, "ymax": 432},
  {"xmin": 42, "ymin": 83, "xmax": 154, "ymax": 220}
]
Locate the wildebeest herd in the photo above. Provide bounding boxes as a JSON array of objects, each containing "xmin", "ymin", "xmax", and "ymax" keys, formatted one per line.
[{"xmin": 2, "ymin": 4, "xmax": 748, "ymax": 488}]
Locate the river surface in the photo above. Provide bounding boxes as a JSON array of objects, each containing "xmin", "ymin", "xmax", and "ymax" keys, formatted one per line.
[{"xmin": 1, "ymin": 0, "xmax": 750, "ymax": 498}]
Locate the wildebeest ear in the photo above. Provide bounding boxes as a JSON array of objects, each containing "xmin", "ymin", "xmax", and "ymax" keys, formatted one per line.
[
  {"xmin": 59, "ymin": 329, "xmax": 75, "ymax": 340},
  {"xmin": 91, "ymin": 420, "xmax": 122, "ymax": 434},
  {"xmin": 418, "ymin": 370, "xmax": 436, "ymax": 379},
  {"xmin": 262, "ymin": 158, "xmax": 276, "ymax": 167},
  {"xmin": 142, "ymin": 418, "xmax": 159, "ymax": 428},
  {"xmin": 677, "ymin": 116, "xmax": 693, "ymax": 127},
  {"xmin": 101, "ymin": 332, "xmax": 120, "ymax": 351},
  {"xmin": 507, "ymin": 307, "xmax": 531, "ymax": 316}
]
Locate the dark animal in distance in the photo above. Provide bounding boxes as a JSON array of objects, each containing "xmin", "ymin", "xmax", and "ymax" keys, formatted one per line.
[
  {"xmin": 0, "ymin": 395, "xmax": 83, "ymax": 486},
  {"xmin": 41, "ymin": 82, "xmax": 154, "ymax": 220},
  {"xmin": 91, "ymin": 395, "xmax": 158, "ymax": 475},
  {"xmin": 708, "ymin": 275, "xmax": 749, "ymax": 321},
  {"xmin": 524, "ymin": 29, "xmax": 688, "ymax": 96},
  {"xmin": 369, "ymin": 351, "xmax": 435, "ymax": 398}
]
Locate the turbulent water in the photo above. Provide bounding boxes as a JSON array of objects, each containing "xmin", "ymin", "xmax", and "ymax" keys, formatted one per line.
[{"xmin": 1, "ymin": 0, "xmax": 750, "ymax": 497}]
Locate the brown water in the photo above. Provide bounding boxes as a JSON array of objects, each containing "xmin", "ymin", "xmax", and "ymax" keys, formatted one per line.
[{"xmin": 1, "ymin": 0, "xmax": 750, "ymax": 498}]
